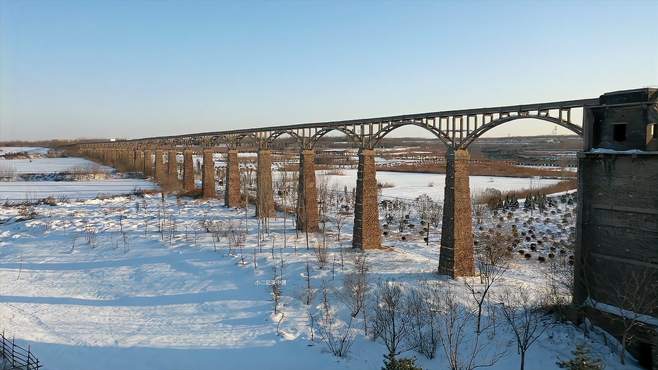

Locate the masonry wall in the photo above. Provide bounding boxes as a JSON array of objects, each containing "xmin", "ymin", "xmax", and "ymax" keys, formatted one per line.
[{"xmin": 575, "ymin": 152, "xmax": 658, "ymax": 368}]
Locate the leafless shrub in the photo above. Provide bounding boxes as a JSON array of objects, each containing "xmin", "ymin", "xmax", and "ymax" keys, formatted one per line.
[
  {"xmin": 405, "ymin": 284, "xmax": 440, "ymax": 359},
  {"xmin": 316, "ymin": 282, "xmax": 356, "ymax": 357},
  {"xmin": 438, "ymin": 288, "xmax": 506, "ymax": 370},
  {"xmin": 466, "ymin": 229, "xmax": 512, "ymax": 333},
  {"xmin": 314, "ymin": 243, "xmax": 328, "ymax": 269},
  {"xmin": 498, "ymin": 286, "xmax": 551, "ymax": 370},
  {"xmin": 372, "ymin": 281, "xmax": 415, "ymax": 364}
]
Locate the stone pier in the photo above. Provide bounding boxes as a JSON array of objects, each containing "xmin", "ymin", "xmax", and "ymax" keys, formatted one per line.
[
  {"xmin": 352, "ymin": 148, "xmax": 381, "ymax": 249},
  {"xmin": 143, "ymin": 149, "xmax": 153, "ymax": 177},
  {"xmin": 182, "ymin": 150, "xmax": 195, "ymax": 192},
  {"xmin": 202, "ymin": 149, "xmax": 216, "ymax": 198},
  {"xmin": 256, "ymin": 149, "xmax": 275, "ymax": 217},
  {"xmin": 134, "ymin": 149, "xmax": 144, "ymax": 173},
  {"xmin": 224, "ymin": 149, "xmax": 241, "ymax": 208},
  {"xmin": 438, "ymin": 148, "xmax": 475, "ymax": 277},
  {"xmin": 167, "ymin": 150, "xmax": 179, "ymax": 188},
  {"xmin": 127, "ymin": 149, "xmax": 135, "ymax": 171},
  {"xmin": 155, "ymin": 150, "xmax": 166, "ymax": 182},
  {"xmin": 296, "ymin": 149, "xmax": 319, "ymax": 232}
]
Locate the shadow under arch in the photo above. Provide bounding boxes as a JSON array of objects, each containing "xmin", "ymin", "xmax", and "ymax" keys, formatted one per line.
[
  {"xmin": 461, "ymin": 115, "xmax": 582, "ymax": 148},
  {"xmin": 371, "ymin": 120, "xmax": 451, "ymax": 148}
]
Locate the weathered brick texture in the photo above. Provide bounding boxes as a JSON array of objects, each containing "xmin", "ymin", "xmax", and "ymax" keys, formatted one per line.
[
  {"xmin": 296, "ymin": 149, "xmax": 319, "ymax": 232},
  {"xmin": 167, "ymin": 150, "xmax": 180, "ymax": 188},
  {"xmin": 143, "ymin": 150, "xmax": 153, "ymax": 177},
  {"xmin": 353, "ymin": 149, "xmax": 381, "ymax": 249},
  {"xmin": 256, "ymin": 149, "xmax": 275, "ymax": 217},
  {"xmin": 224, "ymin": 150, "xmax": 241, "ymax": 208},
  {"xmin": 439, "ymin": 148, "xmax": 475, "ymax": 277},
  {"xmin": 182, "ymin": 150, "xmax": 195, "ymax": 192},
  {"xmin": 154, "ymin": 150, "xmax": 166, "ymax": 182},
  {"xmin": 134, "ymin": 150, "xmax": 144, "ymax": 174},
  {"xmin": 202, "ymin": 150, "xmax": 216, "ymax": 198}
]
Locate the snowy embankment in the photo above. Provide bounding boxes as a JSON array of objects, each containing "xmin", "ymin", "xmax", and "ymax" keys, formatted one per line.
[
  {"xmin": 0, "ymin": 193, "xmax": 640, "ymax": 370},
  {"xmin": 0, "ymin": 148, "xmax": 156, "ymax": 202},
  {"xmin": 0, "ymin": 147, "xmax": 639, "ymax": 370}
]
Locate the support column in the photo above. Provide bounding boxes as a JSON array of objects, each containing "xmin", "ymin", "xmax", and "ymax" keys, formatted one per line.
[
  {"xmin": 224, "ymin": 149, "xmax": 241, "ymax": 207},
  {"xmin": 439, "ymin": 148, "xmax": 475, "ymax": 277},
  {"xmin": 202, "ymin": 149, "xmax": 216, "ymax": 198},
  {"xmin": 296, "ymin": 149, "xmax": 319, "ymax": 232},
  {"xmin": 111, "ymin": 149, "xmax": 119, "ymax": 168},
  {"xmin": 143, "ymin": 149, "xmax": 153, "ymax": 177},
  {"xmin": 256, "ymin": 149, "xmax": 275, "ymax": 217},
  {"xmin": 352, "ymin": 148, "xmax": 381, "ymax": 249},
  {"xmin": 127, "ymin": 149, "xmax": 135, "ymax": 171},
  {"xmin": 134, "ymin": 150, "xmax": 144, "ymax": 174},
  {"xmin": 182, "ymin": 149, "xmax": 195, "ymax": 192},
  {"xmin": 154, "ymin": 149, "xmax": 166, "ymax": 182},
  {"xmin": 167, "ymin": 150, "xmax": 180, "ymax": 188}
]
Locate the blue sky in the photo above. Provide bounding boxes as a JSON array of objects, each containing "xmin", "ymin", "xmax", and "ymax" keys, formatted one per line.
[{"xmin": 1, "ymin": 0, "xmax": 656, "ymax": 141}]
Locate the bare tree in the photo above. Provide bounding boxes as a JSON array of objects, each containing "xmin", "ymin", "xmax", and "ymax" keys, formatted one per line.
[
  {"xmin": 437, "ymin": 288, "xmax": 505, "ymax": 370},
  {"xmin": 465, "ymin": 229, "xmax": 512, "ymax": 334},
  {"xmin": 337, "ymin": 252, "xmax": 369, "ymax": 334},
  {"xmin": 372, "ymin": 281, "xmax": 414, "ymax": 364},
  {"xmin": 498, "ymin": 287, "xmax": 551, "ymax": 370},
  {"xmin": 271, "ymin": 266, "xmax": 283, "ymax": 315},
  {"xmin": 316, "ymin": 282, "xmax": 356, "ymax": 357},
  {"xmin": 405, "ymin": 284, "xmax": 439, "ymax": 359}
]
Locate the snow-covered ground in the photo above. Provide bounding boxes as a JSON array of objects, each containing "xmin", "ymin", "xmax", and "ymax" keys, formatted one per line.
[
  {"xmin": 318, "ymin": 169, "xmax": 562, "ymax": 201},
  {"xmin": 0, "ymin": 147, "xmax": 50, "ymax": 156},
  {"xmin": 0, "ymin": 193, "xmax": 639, "ymax": 370},
  {"xmin": 0, "ymin": 179, "xmax": 158, "ymax": 202},
  {"xmin": 0, "ymin": 147, "xmax": 640, "ymax": 370},
  {"xmin": 0, "ymin": 157, "xmax": 113, "ymax": 175}
]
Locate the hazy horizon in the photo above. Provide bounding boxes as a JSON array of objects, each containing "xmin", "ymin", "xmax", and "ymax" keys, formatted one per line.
[{"xmin": 1, "ymin": 0, "xmax": 657, "ymax": 141}]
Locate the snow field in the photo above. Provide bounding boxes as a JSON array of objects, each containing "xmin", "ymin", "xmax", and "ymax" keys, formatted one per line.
[{"xmin": 0, "ymin": 193, "xmax": 640, "ymax": 370}]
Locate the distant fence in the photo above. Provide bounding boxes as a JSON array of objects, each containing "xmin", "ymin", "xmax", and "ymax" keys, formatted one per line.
[{"xmin": 0, "ymin": 331, "xmax": 42, "ymax": 370}]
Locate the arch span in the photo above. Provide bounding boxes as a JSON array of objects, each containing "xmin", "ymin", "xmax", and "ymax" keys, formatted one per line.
[
  {"xmin": 371, "ymin": 120, "xmax": 451, "ymax": 147},
  {"xmin": 309, "ymin": 127, "xmax": 360, "ymax": 148},
  {"xmin": 461, "ymin": 115, "xmax": 582, "ymax": 148}
]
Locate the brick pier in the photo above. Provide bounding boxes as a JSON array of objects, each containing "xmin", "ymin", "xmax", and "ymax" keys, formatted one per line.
[
  {"xmin": 182, "ymin": 150, "xmax": 195, "ymax": 192},
  {"xmin": 296, "ymin": 149, "xmax": 319, "ymax": 232},
  {"xmin": 352, "ymin": 148, "xmax": 381, "ymax": 249},
  {"xmin": 154, "ymin": 149, "xmax": 166, "ymax": 182},
  {"xmin": 256, "ymin": 149, "xmax": 275, "ymax": 217},
  {"xmin": 439, "ymin": 148, "xmax": 475, "ymax": 277},
  {"xmin": 202, "ymin": 149, "xmax": 216, "ymax": 198},
  {"xmin": 224, "ymin": 149, "xmax": 241, "ymax": 207}
]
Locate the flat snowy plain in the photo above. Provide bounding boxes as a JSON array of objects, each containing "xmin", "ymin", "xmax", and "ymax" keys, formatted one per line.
[{"xmin": 0, "ymin": 149, "xmax": 640, "ymax": 370}]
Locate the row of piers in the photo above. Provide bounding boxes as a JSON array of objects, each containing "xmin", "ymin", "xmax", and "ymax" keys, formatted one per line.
[{"xmin": 79, "ymin": 145, "xmax": 474, "ymax": 278}]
